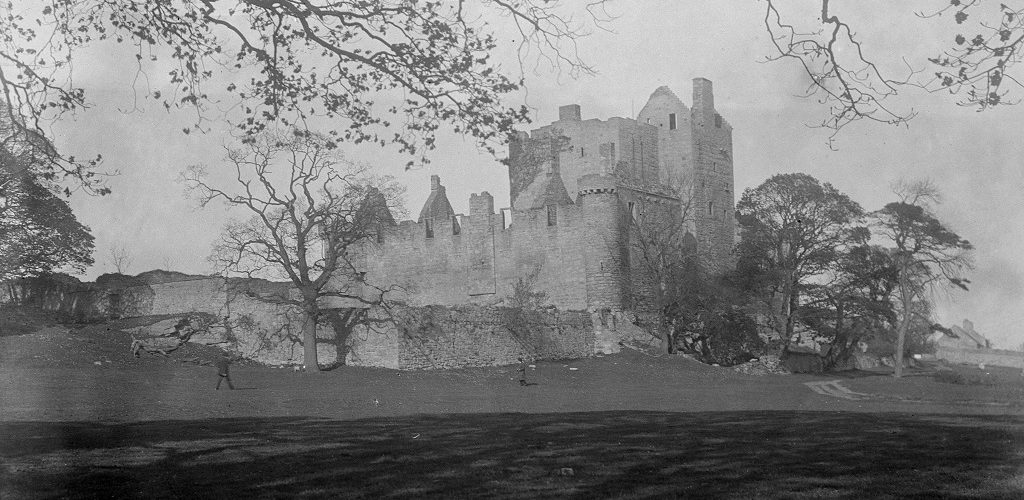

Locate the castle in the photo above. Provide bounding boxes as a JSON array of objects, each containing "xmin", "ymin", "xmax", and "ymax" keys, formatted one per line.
[{"xmin": 358, "ymin": 78, "xmax": 736, "ymax": 318}]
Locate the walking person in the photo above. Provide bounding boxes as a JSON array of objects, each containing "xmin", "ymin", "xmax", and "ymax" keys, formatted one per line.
[
  {"xmin": 517, "ymin": 357, "xmax": 528, "ymax": 386},
  {"xmin": 216, "ymin": 351, "xmax": 235, "ymax": 390}
]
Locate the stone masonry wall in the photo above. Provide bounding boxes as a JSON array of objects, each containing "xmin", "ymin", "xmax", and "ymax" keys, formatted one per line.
[
  {"xmin": 359, "ymin": 201, "xmax": 590, "ymax": 311},
  {"xmin": 388, "ymin": 305, "xmax": 593, "ymax": 370},
  {"xmin": 936, "ymin": 346, "xmax": 1024, "ymax": 369},
  {"xmin": 690, "ymin": 78, "xmax": 736, "ymax": 269}
]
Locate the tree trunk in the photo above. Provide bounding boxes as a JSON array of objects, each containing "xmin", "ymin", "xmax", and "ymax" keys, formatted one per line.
[
  {"xmin": 303, "ymin": 308, "xmax": 320, "ymax": 372},
  {"xmin": 894, "ymin": 317, "xmax": 909, "ymax": 378},
  {"xmin": 894, "ymin": 276, "xmax": 912, "ymax": 379}
]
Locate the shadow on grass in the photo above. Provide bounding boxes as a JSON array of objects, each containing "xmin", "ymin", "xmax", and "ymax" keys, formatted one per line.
[{"xmin": 2, "ymin": 411, "xmax": 1023, "ymax": 499}]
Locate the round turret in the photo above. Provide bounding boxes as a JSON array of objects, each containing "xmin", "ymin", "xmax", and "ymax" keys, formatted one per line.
[{"xmin": 578, "ymin": 174, "xmax": 625, "ymax": 312}]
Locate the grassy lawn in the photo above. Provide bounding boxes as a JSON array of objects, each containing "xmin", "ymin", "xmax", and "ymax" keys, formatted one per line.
[
  {"xmin": 2, "ymin": 306, "xmax": 1023, "ymax": 498},
  {"xmin": 2, "ymin": 412, "xmax": 1023, "ymax": 499}
]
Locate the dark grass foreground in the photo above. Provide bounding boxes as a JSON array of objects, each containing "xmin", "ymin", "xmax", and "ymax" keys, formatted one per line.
[{"xmin": 3, "ymin": 411, "xmax": 1023, "ymax": 499}]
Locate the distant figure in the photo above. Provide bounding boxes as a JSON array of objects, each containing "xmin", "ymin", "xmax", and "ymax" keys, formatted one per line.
[
  {"xmin": 517, "ymin": 357, "xmax": 528, "ymax": 386},
  {"xmin": 216, "ymin": 351, "xmax": 235, "ymax": 390}
]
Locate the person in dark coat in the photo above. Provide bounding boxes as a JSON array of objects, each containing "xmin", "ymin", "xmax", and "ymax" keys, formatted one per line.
[
  {"xmin": 216, "ymin": 351, "xmax": 235, "ymax": 390},
  {"xmin": 517, "ymin": 357, "xmax": 528, "ymax": 386}
]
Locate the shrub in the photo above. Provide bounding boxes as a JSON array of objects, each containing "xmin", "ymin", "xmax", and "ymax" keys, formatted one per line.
[
  {"xmin": 699, "ymin": 309, "xmax": 765, "ymax": 367},
  {"xmin": 933, "ymin": 369, "xmax": 997, "ymax": 386}
]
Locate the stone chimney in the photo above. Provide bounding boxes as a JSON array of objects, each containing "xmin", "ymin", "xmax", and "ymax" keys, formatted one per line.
[
  {"xmin": 692, "ymin": 77, "xmax": 714, "ymax": 117},
  {"xmin": 559, "ymin": 104, "xmax": 582, "ymax": 121},
  {"xmin": 430, "ymin": 174, "xmax": 441, "ymax": 191},
  {"xmin": 470, "ymin": 191, "xmax": 494, "ymax": 216}
]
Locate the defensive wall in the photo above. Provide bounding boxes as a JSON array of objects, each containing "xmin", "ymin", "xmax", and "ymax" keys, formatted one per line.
[
  {"xmin": 358, "ymin": 176, "xmax": 631, "ymax": 313},
  {"xmin": 5, "ymin": 274, "xmax": 595, "ymax": 369}
]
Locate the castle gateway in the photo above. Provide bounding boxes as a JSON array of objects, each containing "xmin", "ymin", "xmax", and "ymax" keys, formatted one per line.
[{"xmin": 356, "ymin": 79, "xmax": 736, "ymax": 314}]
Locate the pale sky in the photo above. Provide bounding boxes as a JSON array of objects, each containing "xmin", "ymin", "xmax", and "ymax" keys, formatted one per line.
[{"xmin": 46, "ymin": 1, "xmax": 1023, "ymax": 348}]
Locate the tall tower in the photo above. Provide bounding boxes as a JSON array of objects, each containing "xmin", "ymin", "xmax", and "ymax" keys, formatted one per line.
[
  {"xmin": 637, "ymin": 79, "xmax": 735, "ymax": 269},
  {"xmin": 578, "ymin": 173, "xmax": 626, "ymax": 312},
  {"xmin": 690, "ymin": 78, "xmax": 735, "ymax": 269}
]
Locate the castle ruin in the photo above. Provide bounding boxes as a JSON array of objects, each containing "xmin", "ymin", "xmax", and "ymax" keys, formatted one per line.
[{"xmin": 357, "ymin": 79, "xmax": 736, "ymax": 335}]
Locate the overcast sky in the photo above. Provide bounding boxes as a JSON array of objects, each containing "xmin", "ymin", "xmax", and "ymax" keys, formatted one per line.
[{"xmin": 49, "ymin": 1, "xmax": 1023, "ymax": 348}]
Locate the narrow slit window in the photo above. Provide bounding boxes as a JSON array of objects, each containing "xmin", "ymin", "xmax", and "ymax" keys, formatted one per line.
[
  {"xmin": 425, "ymin": 219, "xmax": 434, "ymax": 238},
  {"xmin": 708, "ymin": 201, "xmax": 714, "ymax": 216},
  {"xmin": 547, "ymin": 205, "xmax": 557, "ymax": 226},
  {"xmin": 669, "ymin": 113, "xmax": 677, "ymax": 130}
]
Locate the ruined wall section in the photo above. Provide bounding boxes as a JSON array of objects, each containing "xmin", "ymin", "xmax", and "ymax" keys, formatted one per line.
[
  {"xmin": 510, "ymin": 114, "xmax": 658, "ymax": 207},
  {"xmin": 389, "ymin": 305, "xmax": 593, "ymax": 369},
  {"xmin": 615, "ymin": 186, "xmax": 684, "ymax": 314},
  {"xmin": 636, "ymin": 86, "xmax": 695, "ymax": 192}
]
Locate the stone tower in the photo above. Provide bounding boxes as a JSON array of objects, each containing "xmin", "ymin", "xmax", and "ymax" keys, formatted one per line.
[
  {"xmin": 578, "ymin": 173, "xmax": 626, "ymax": 312},
  {"xmin": 637, "ymin": 78, "xmax": 735, "ymax": 267}
]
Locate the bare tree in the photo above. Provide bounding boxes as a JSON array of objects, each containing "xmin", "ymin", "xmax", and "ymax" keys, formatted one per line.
[
  {"xmin": 108, "ymin": 244, "xmax": 133, "ymax": 275},
  {"xmin": 622, "ymin": 178, "xmax": 700, "ymax": 354},
  {"xmin": 182, "ymin": 130, "xmax": 404, "ymax": 372},
  {"xmin": 870, "ymin": 179, "xmax": 974, "ymax": 378}
]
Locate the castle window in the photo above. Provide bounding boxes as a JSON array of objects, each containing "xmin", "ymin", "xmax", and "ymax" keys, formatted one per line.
[
  {"xmin": 669, "ymin": 113, "xmax": 677, "ymax": 130},
  {"xmin": 425, "ymin": 219, "xmax": 434, "ymax": 238},
  {"xmin": 452, "ymin": 215, "xmax": 461, "ymax": 235},
  {"xmin": 547, "ymin": 205, "xmax": 557, "ymax": 226},
  {"xmin": 708, "ymin": 201, "xmax": 714, "ymax": 216},
  {"xmin": 580, "ymin": 147, "xmax": 585, "ymax": 158},
  {"xmin": 715, "ymin": 113, "xmax": 722, "ymax": 128}
]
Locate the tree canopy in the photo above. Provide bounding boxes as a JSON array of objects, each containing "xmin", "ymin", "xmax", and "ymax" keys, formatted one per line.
[
  {"xmin": 1, "ymin": 0, "xmax": 612, "ymax": 191},
  {"xmin": 735, "ymin": 173, "xmax": 864, "ymax": 347},
  {"xmin": 870, "ymin": 181, "xmax": 973, "ymax": 377},
  {"xmin": 0, "ymin": 142, "xmax": 95, "ymax": 281}
]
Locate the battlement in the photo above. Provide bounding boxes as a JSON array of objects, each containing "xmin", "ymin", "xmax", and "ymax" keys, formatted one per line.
[{"xmin": 577, "ymin": 173, "xmax": 618, "ymax": 195}]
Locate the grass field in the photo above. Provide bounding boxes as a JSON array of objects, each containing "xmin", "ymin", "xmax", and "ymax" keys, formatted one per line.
[{"xmin": 1, "ymin": 307, "xmax": 1023, "ymax": 498}]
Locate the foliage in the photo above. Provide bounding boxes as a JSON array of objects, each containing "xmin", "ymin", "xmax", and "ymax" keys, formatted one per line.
[
  {"xmin": 183, "ymin": 130, "xmax": 404, "ymax": 371},
  {"xmin": 801, "ymin": 244, "xmax": 900, "ymax": 370},
  {"xmin": 690, "ymin": 307, "xmax": 764, "ymax": 367},
  {"xmin": 934, "ymin": 368, "xmax": 997, "ymax": 386},
  {"xmin": 920, "ymin": 1, "xmax": 1024, "ymax": 109},
  {"xmin": 500, "ymin": 274, "xmax": 549, "ymax": 357},
  {"xmin": 764, "ymin": 0, "xmax": 1024, "ymax": 145},
  {"xmin": 734, "ymin": 173, "xmax": 864, "ymax": 350},
  {"xmin": 0, "ymin": 145, "xmax": 94, "ymax": 281},
  {"xmin": 870, "ymin": 180, "xmax": 974, "ymax": 377},
  {"xmin": 0, "ymin": 0, "xmax": 610, "ymax": 191}
]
